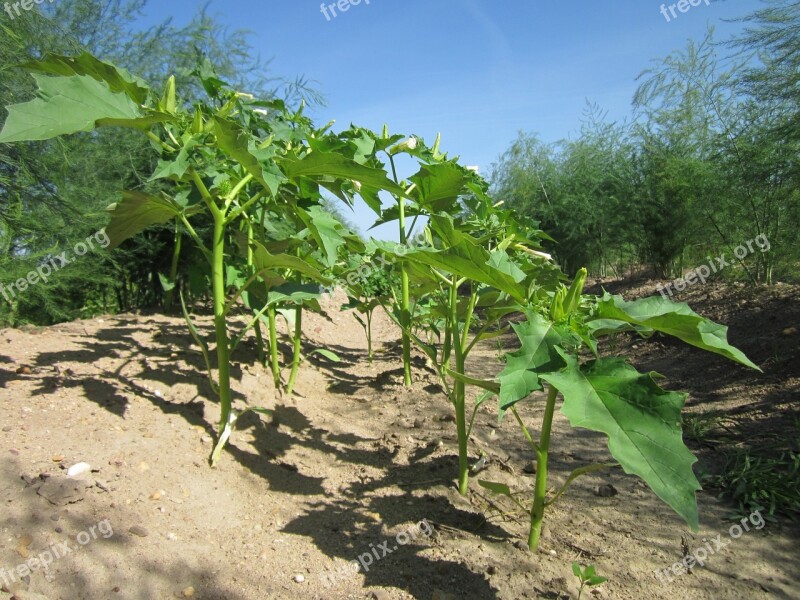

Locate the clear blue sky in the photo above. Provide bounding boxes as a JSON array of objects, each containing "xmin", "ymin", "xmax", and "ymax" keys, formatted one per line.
[{"xmin": 138, "ymin": 0, "xmax": 758, "ymax": 238}]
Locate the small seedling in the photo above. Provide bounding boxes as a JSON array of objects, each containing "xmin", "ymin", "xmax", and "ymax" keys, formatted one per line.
[{"xmin": 572, "ymin": 562, "xmax": 607, "ymax": 599}]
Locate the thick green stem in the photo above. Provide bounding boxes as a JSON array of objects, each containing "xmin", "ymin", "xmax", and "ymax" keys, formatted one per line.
[
  {"xmin": 268, "ymin": 304, "xmax": 280, "ymax": 388},
  {"xmin": 529, "ymin": 384, "xmax": 559, "ymax": 550},
  {"xmin": 209, "ymin": 209, "xmax": 234, "ymax": 467},
  {"xmin": 366, "ymin": 310, "xmax": 373, "ymax": 364},
  {"xmin": 286, "ymin": 305, "xmax": 303, "ymax": 394},
  {"xmin": 164, "ymin": 225, "xmax": 182, "ymax": 311},
  {"xmin": 448, "ymin": 277, "xmax": 469, "ymax": 495},
  {"xmin": 392, "ymin": 156, "xmax": 412, "ymax": 386}
]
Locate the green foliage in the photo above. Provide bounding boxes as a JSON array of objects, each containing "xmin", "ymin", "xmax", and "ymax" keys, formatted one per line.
[
  {"xmin": 572, "ymin": 563, "xmax": 607, "ymax": 600},
  {"xmin": 708, "ymin": 448, "xmax": 800, "ymax": 520}
]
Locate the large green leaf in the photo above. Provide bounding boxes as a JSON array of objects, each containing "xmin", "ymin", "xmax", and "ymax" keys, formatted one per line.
[
  {"xmin": 21, "ymin": 51, "xmax": 150, "ymax": 104},
  {"xmin": 498, "ymin": 311, "xmax": 566, "ymax": 414},
  {"xmin": 212, "ymin": 117, "xmax": 284, "ymax": 195},
  {"xmin": 296, "ymin": 205, "xmax": 346, "ymax": 268},
  {"xmin": 105, "ymin": 191, "xmax": 199, "ymax": 249},
  {"xmin": 541, "ymin": 353, "xmax": 700, "ymax": 530},
  {"xmin": 375, "ymin": 236, "xmax": 527, "ymax": 303},
  {"xmin": 409, "ymin": 162, "xmax": 468, "ymax": 213},
  {"xmin": 593, "ymin": 294, "xmax": 759, "ymax": 370},
  {"xmin": 0, "ymin": 74, "xmax": 144, "ymax": 142},
  {"xmin": 282, "ymin": 151, "xmax": 406, "ymax": 197},
  {"xmin": 250, "ymin": 240, "xmax": 329, "ymax": 285}
]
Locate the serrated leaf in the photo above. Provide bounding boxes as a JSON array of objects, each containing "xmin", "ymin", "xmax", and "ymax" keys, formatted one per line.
[
  {"xmin": 408, "ymin": 162, "xmax": 468, "ymax": 212},
  {"xmin": 105, "ymin": 191, "xmax": 190, "ymax": 249},
  {"xmin": 540, "ymin": 353, "xmax": 701, "ymax": 531},
  {"xmin": 212, "ymin": 117, "xmax": 284, "ymax": 196},
  {"xmin": 0, "ymin": 74, "xmax": 143, "ymax": 142},
  {"xmin": 593, "ymin": 293, "xmax": 759, "ymax": 370},
  {"xmin": 22, "ymin": 51, "xmax": 150, "ymax": 104},
  {"xmin": 282, "ymin": 151, "xmax": 406, "ymax": 197},
  {"xmin": 498, "ymin": 311, "xmax": 566, "ymax": 414}
]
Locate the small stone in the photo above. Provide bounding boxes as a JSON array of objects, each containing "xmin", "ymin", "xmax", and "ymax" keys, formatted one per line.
[
  {"xmin": 66, "ymin": 462, "xmax": 91, "ymax": 479},
  {"xmin": 523, "ymin": 461, "xmax": 537, "ymax": 474},
  {"xmin": 182, "ymin": 586, "xmax": 195, "ymax": 598},
  {"xmin": 783, "ymin": 327, "xmax": 797, "ymax": 336},
  {"xmin": 52, "ymin": 455, "xmax": 65, "ymax": 463},
  {"xmin": 2, "ymin": 426, "xmax": 12, "ymax": 432},
  {"xmin": 200, "ymin": 435, "xmax": 212, "ymax": 445},
  {"xmin": 50, "ymin": 514, "xmax": 60, "ymax": 522},
  {"xmin": 292, "ymin": 573, "xmax": 305, "ymax": 583},
  {"xmin": 595, "ymin": 484, "xmax": 618, "ymax": 497},
  {"xmin": 413, "ymin": 418, "xmax": 424, "ymax": 429},
  {"xmin": 439, "ymin": 414, "xmax": 455, "ymax": 423},
  {"xmin": 54, "ymin": 526, "xmax": 63, "ymax": 533},
  {"xmin": 137, "ymin": 462, "xmax": 149, "ymax": 473},
  {"xmin": 166, "ymin": 532, "xmax": 178, "ymax": 541},
  {"xmin": 15, "ymin": 366, "xmax": 31, "ymax": 375},
  {"xmin": 149, "ymin": 491, "xmax": 161, "ymax": 501},
  {"xmin": 129, "ymin": 525, "xmax": 149, "ymax": 538},
  {"xmin": 486, "ymin": 565, "xmax": 497, "ymax": 575},
  {"xmin": 9, "ymin": 448, "xmax": 19, "ymax": 455}
]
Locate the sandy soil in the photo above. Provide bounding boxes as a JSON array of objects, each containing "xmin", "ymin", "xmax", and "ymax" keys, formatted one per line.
[{"xmin": 0, "ymin": 282, "xmax": 798, "ymax": 600}]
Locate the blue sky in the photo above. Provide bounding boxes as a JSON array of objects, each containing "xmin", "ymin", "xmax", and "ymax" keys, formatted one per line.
[{"xmin": 139, "ymin": 0, "xmax": 758, "ymax": 238}]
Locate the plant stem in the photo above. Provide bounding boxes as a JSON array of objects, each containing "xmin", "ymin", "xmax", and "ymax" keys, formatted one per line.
[
  {"xmin": 286, "ymin": 305, "xmax": 303, "ymax": 394},
  {"xmin": 449, "ymin": 276, "xmax": 469, "ymax": 495},
  {"xmin": 268, "ymin": 304, "xmax": 280, "ymax": 388},
  {"xmin": 164, "ymin": 224, "xmax": 182, "ymax": 311},
  {"xmin": 209, "ymin": 208, "xmax": 234, "ymax": 467},
  {"xmin": 366, "ymin": 309, "xmax": 373, "ymax": 364},
  {"xmin": 529, "ymin": 384, "xmax": 559, "ymax": 550},
  {"xmin": 391, "ymin": 155, "xmax": 412, "ymax": 386}
]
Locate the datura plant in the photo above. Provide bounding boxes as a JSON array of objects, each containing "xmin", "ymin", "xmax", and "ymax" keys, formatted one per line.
[
  {"xmin": 0, "ymin": 52, "xmax": 402, "ymax": 465},
  {"xmin": 478, "ymin": 268, "xmax": 760, "ymax": 550}
]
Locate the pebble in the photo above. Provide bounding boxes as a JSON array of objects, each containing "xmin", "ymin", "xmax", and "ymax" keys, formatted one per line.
[
  {"xmin": 439, "ymin": 414, "xmax": 455, "ymax": 423},
  {"xmin": 595, "ymin": 484, "xmax": 618, "ymax": 497},
  {"xmin": 66, "ymin": 462, "xmax": 91, "ymax": 479},
  {"xmin": 292, "ymin": 574, "xmax": 305, "ymax": 583},
  {"xmin": 182, "ymin": 586, "xmax": 195, "ymax": 598},
  {"xmin": 2, "ymin": 426, "xmax": 12, "ymax": 432},
  {"xmin": 413, "ymin": 418, "xmax": 424, "ymax": 429},
  {"xmin": 523, "ymin": 461, "xmax": 537, "ymax": 474},
  {"xmin": 129, "ymin": 525, "xmax": 150, "ymax": 538}
]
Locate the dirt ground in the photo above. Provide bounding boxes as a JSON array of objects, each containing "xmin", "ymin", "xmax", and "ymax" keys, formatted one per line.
[{"xmin": 0, "ymin": 280, "xmax": 798, "ymax": 600}]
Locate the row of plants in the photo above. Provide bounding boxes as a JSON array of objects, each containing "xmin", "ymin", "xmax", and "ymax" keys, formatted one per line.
[{"xmin": 0, "ymin": 53, "xmax": 761, "ymax": 551}]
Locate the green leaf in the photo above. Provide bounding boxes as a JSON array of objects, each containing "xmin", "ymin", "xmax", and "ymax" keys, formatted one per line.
[
  {"xmin": 593, "ymin": 293, "xmax": 759, "ymax": 370},
  {"xmin": 498, "ymin": 311, "xmax": 566, "ymax": 414},
  {"xmin": 282, "ymin": 151, "xmax": 406, "ymax": 197},
  {"xmin": 212, "ymin": 117, "xmax": 284, "ymax": 195},
  {"xmin": 572, "ymin": 563, "xmax": 583, "ymax": 579},
  {"xmin": 409, "ymin": 162, "xmax": 468, "ymax": 212},
  {"xmin": 0, "ymin": 74, "xmax": 143, "ymax": 142},
  {"xmin": 586, "ymin": 576, "xmax": 607, "ymax": 586},
  {"xmin": 105, "ymin": 191, "xmax": 195, "ymax": 249},
  {"xmin": 310, "ymin": 349, "xmax": 341, "ymax": 362},
  {"xmin": 250, "ymin": 240, "xmax": 329, "ymax": 284},
  {"xmin": 478, "ymin": 480, "xmax": 514, "ymax": 497},
  {"xmin": 22, "ymin": 51, "xmax": 151, "ymax": 104},
  {"xmin": 540, "ymin": 353, "xmax": 701, "ymax": 531},
  {"xmin": 149, "ymin": 136, "xmax": 200, "ymax": 181}
]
